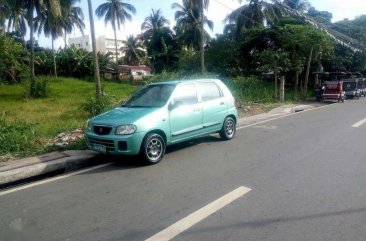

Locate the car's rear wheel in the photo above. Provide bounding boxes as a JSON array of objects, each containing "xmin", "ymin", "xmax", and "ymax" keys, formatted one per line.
[
  {"xmin": 140, "ymin": 133, "xmax": 165, "ymax": 165},
  {"xmin": 220, "ymin": 116, "xmax": 236, "ymax": 140}
]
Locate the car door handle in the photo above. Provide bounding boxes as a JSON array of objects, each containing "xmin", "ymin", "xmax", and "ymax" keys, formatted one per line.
[
  {"xmin": 220, "ymin": 102, "xmax": 225, "ymax": 105},
  {"xmin": 194, "ymin": 108, "xmax": 201, "ymax": 112}
]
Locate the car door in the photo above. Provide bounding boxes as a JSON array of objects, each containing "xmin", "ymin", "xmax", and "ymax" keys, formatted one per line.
[
  {"xmin": 198, "ymin": 82, "xmax": 228, "ymax": 132},
  {"xmin": 169, "ymin": 83, "xmax": 203, "ymax": 142}
]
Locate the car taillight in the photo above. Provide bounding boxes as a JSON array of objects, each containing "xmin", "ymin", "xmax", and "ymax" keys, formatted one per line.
[{"xmin": 234, "ymin": 100, "xmax": 239, "ymax": 108}]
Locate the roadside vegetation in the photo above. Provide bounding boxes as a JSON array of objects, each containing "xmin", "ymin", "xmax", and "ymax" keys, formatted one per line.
[
  {"xmin": 0, "ymin": 77, "xmax": 136, "ymax": 159},
  {"xmin": 1, "ymin": 0, "xmax": 366, "ymax": 160}
]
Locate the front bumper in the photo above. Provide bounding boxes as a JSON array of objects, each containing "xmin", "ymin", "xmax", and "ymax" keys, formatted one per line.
[{"xmin": 85, "ymin": 131, "xmax": 146, "ymax": 155}]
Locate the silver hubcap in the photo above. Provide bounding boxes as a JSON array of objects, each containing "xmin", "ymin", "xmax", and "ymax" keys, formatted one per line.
[
  {"xmin": 225, "ymin": 119, "xmax": 235, "ymax": 137},
  {"xmin": 146, "ymin": 138, "xmax": 163, "ymax": 162}
]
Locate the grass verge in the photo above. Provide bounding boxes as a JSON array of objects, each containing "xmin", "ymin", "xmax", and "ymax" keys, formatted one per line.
[{"xmin": 0, "ymin": 76, "xmax": 136, "ymax": 160}]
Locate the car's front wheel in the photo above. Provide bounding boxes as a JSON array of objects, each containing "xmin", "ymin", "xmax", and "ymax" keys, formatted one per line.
[
  {"xmin": 140, "ymin": 133, "xmax": 166, "ymax": 165},
  {"xmin": 220, "ymin": 116, "xmax": 236, "ymax": 140}
]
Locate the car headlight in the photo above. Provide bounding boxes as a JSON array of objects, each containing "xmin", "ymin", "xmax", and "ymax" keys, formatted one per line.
[
  {"xmin": 86, "ymin": 120, "xmax": 92, "ymax": 131},
  {"xmin": 115, "ymin": 124, "xmax": 137, "ymax": 135}
]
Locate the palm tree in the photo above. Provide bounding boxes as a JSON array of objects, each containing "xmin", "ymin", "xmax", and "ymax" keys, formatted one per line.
[
  {"xmin": 224, "ymin": 0, "xmax": 281, "ymax": 37},
  {"xmin": 95, "ymin": 0, "xmax": 136, "ymax": 65},
  {"xmin": 0, "ymin": 0, "xmax": 10, "ymax": 35},
  {"xmin": 190, "ymin": 0, "xmax": 210, "ymax": 74},
  {"xmin": 141, "ymin": 9, "xmax": 177, "ymax": 72},
  {"xmin": 172, "ymin": 0, "xmax": 213, "ymax": 51},
  {"xmin": 35, "ymin": 3, "xmax": 64, "ymax": 77},
  {"xmin": 62, "ymin": 0, "xmax": 85, "ymax": 48},
  {"xmin": 18, "ymin": 0, "xmax": 61, "ymax": 96},
  {"xmin": 141, "ymin": 9, "xmax": 170, "ymax": 41},
  {"xmin": 282, "ymin": 0, "xmax": 310, "ymax": 13},
  {"xmin": 87, "ymin": 0, "xmax": 101, "ymax": 96},
  {"xmin": 5, "ymin": 0, "xmax": 27, "ymax": 39},
  {"xmin": 121, "ymin": 35, "xmax": 145, "ymax": 65}
]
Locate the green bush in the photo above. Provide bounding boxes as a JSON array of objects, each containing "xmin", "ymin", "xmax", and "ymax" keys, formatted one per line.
[
  {"xmin": 0, "ymin": 36, "xmax": 29, "ymax": 83},
  {"xmin": 225, "ymin": 76, "xmax": 275, "ymax": 103},
  {"xmin": 0, "ymin": 112, "xmax": 36, "ymax": 156},
  {"xmin": 23, "ymin": 77, "xmax": 49, "ymax": 98},
  {"xmin": 81, "ymin": 92, "xmax": 117, "ymax": 117}
]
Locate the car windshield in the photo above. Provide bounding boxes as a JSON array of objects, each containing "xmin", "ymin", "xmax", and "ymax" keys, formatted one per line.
[
  {"xmin": 122, "ymin": 84, "xmax": 176, "ymax": 108},
  {"xmin": 343, "ymin": 82, "xmax": 357, "ymax": 91}
]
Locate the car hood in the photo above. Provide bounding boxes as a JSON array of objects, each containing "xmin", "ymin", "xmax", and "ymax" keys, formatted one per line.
[{"xmin": 91, "ymin": 107, "xmax": 158, "ymax": 126}]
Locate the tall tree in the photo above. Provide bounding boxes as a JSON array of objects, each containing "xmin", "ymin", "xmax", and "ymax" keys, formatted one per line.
[
  {"xmin": 282, "ymin": 0, "xmax": 310, "ymax": 13},
  {"xmin": 224, "ymin": 0, "xmax": 281, "ymax": 37},
  {"xmin": 172, "ymin": 0, "xmax": 213, "ymax": 51},
  {"xmin": 121, "ymin": 35, "xmax": 145, "ymax": 65},
  {"xmin": 141, "ymin": 9, "xmax": 178, "ymax": 72},
  {"xmin": 35, "ymin": 2, "xmax": 64, "ymax": 77},
  {"xmin": 0, "ymin": 0, "xmax": 10, "ymax": 35},
  {"xmin": 6, "ymin": 0, "xmax": 27, "ymax": 39},
  {"xmin": 23, "ymin": 0, "xmax": 61, "ymax": 97},
  {"xmin": 95, "ymin": 0, "xmax": 136, "ymax": 65},
  {"xmin": 62, "ymin": 0, "xmax": 85, "ymax": 48},
  {"xmin": 87, "ymin": 0, "xmax": 101, "ymax": 96},
  {"xmin": 190, "ymin": 0, "xmax": 209, "ymax": 74}
]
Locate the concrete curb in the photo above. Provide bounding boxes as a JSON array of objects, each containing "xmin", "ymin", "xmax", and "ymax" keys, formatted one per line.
[
  {"xmin": 0, "ymin": 151, "xmax": 98, "ymax": 187},
  {"xmin": 0, "ymin": 104, "xmax": 321, "ymax": 188}
]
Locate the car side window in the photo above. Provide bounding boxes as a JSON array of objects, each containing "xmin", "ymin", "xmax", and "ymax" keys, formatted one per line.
[
  {"xmin": 199, "ymin": 82, "xmax": 223, "ymax": 102},
  {"xmin": 173, "ymin": 83, "xmax": 198, "ymax": 105}
]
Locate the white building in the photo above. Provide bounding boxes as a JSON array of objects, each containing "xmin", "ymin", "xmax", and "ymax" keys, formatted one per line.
[
  {"xmin": 68, "ymin": 35, "xmax": 91, "ymax": 52},
  {"xmin": 68, "ymin": 35, "xmax": 124, "ymax": 62},
  {"xmin": 96, "ymin": 35, "xmax": 124, "ymax": 61}
]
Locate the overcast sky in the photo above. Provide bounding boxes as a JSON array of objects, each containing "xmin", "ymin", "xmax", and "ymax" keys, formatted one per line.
[{"xmin": 32, "ymin": 0, "xmax": 366, "ymax": 49}]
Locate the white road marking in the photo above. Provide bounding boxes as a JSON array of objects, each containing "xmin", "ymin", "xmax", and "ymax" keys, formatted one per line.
[
  {"xmin": 145, "ymin": 186, "xmax": 251, "ymax": 241},
  {"xmin": 352, "ymin": 118, "xmax": 366, "ymax": 128},
  {"xmin": 0, "ymin": 163, "xmax": 112, "ymax": 196}
]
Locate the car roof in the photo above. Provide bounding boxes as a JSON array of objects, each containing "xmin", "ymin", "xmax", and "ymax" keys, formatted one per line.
[{"xmin": 149, "ymin": 79, "xmax": 223, "ymax": 85}]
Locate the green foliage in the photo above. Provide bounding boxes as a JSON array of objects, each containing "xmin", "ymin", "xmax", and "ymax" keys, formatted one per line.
[
  {"xmin": 177, "ymin": 50, "xmax": 200, "ymax": 74},
  {"xmin": 81, "ymin": 92, "xmax": 117, "ymax": 117},
  {"xmin": 23, "ymin": 77, "xmax": 49, "ymax": 98},
  {"xmin": 0, "ymin": 35, "xmax": 29, "ymax": 83},
  {"xmin": 56, "ymin": 47, "xmax": 93, "ymax": 78},
  {"xmin": 225, "ymin": 76, "xmax": 275, "ymax": 103},
  {"xmin": 0, "ymin": 112, "xmax": 36, "ymax": 156}
]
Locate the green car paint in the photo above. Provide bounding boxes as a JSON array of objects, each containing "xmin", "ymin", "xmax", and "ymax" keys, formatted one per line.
[{"xmin": 85, "ymin": 79, "xmax": 238, "ymax": 164}]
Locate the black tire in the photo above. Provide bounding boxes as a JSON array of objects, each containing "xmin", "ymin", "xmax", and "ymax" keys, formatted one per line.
[
  {"xmin": 140, "ymin": 133, "xmax": 165, "ymax": 165},
  {"xmin": 220, "ymin": 116, "xmax": 236, "ymax": 140}
]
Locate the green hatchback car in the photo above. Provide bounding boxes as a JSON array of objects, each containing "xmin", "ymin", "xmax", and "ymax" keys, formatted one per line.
[{"xmin": 85, "ymin": 79, "xmax": 238, "ymax": 164}]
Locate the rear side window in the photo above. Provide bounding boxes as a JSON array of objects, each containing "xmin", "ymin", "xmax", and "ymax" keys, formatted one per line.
[
  {"xmin": 198, "ymin": 82, "xmax": 222, "ymax": 101},
  {"xmin": 173, "ymin": 83, "xmax": 198, "ymax": 105}
]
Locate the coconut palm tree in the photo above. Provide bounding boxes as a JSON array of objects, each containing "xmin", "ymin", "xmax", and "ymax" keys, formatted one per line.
[
  {"xmin": 224, "ymin": 0, "xmax": 281, "ymax": 37},
  {"xmin": 23, "ymin": 0, "xmax": 61, "ymax": 97},
  {"xmin": 141, "ymin": 9, "xmax": 170, "ymax": 41},
  {"xmin": 190, "ymin": 0, "xmax": 209, "ymax": 74},
  {"xmin": 121, "ymin": 35, "xmax": 145, "ymax": 65},
  {"xmin": 87, "ymin": 0, "xmax": 101, "ymax": 96},
  {"xmin": 172, "ymin": 0, "xmax": 213, "ymax": 51},
  {"xmin": 5, "ymin": 0, "xmax": 27, "ymax": 39},
  {"xmin": 95, "ymin": 0, "xmax": 136, "ymax": 65},
  {"xmin": 35, "ymin": 3, "xmax": 64, "ymax": 77},
  {"xmin": 0, "ymin": 0, "xmax": 10, "ymax": 35},
  {"xmin": 62, "ymin": 0, "xmax": 85, "ymax": 48},
  {"xmin": 282, "ymin": 0, "xmax": 310, "ymax": 13},
  {"xmin": 141, "ymin": 9, "xmax": 178, "ymax": 72}
]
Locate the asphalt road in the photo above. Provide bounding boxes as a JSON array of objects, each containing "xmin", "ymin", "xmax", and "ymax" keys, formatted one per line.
[{"xmin": 1, "ymin": 99, "xmax": 366, "ymax": 241}]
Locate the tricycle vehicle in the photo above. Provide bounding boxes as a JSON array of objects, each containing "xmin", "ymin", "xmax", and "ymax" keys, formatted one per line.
[
  {"xmin": 343, "ymin": 79, "xmax": 360, "ymax": 99},
  {"xmin": 357, "ymin": 78, "xmax": 366, "ymax": 97},
  {"xmin": 322, "ymin": 81, "xmax": 345, "ymax": 102}
]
